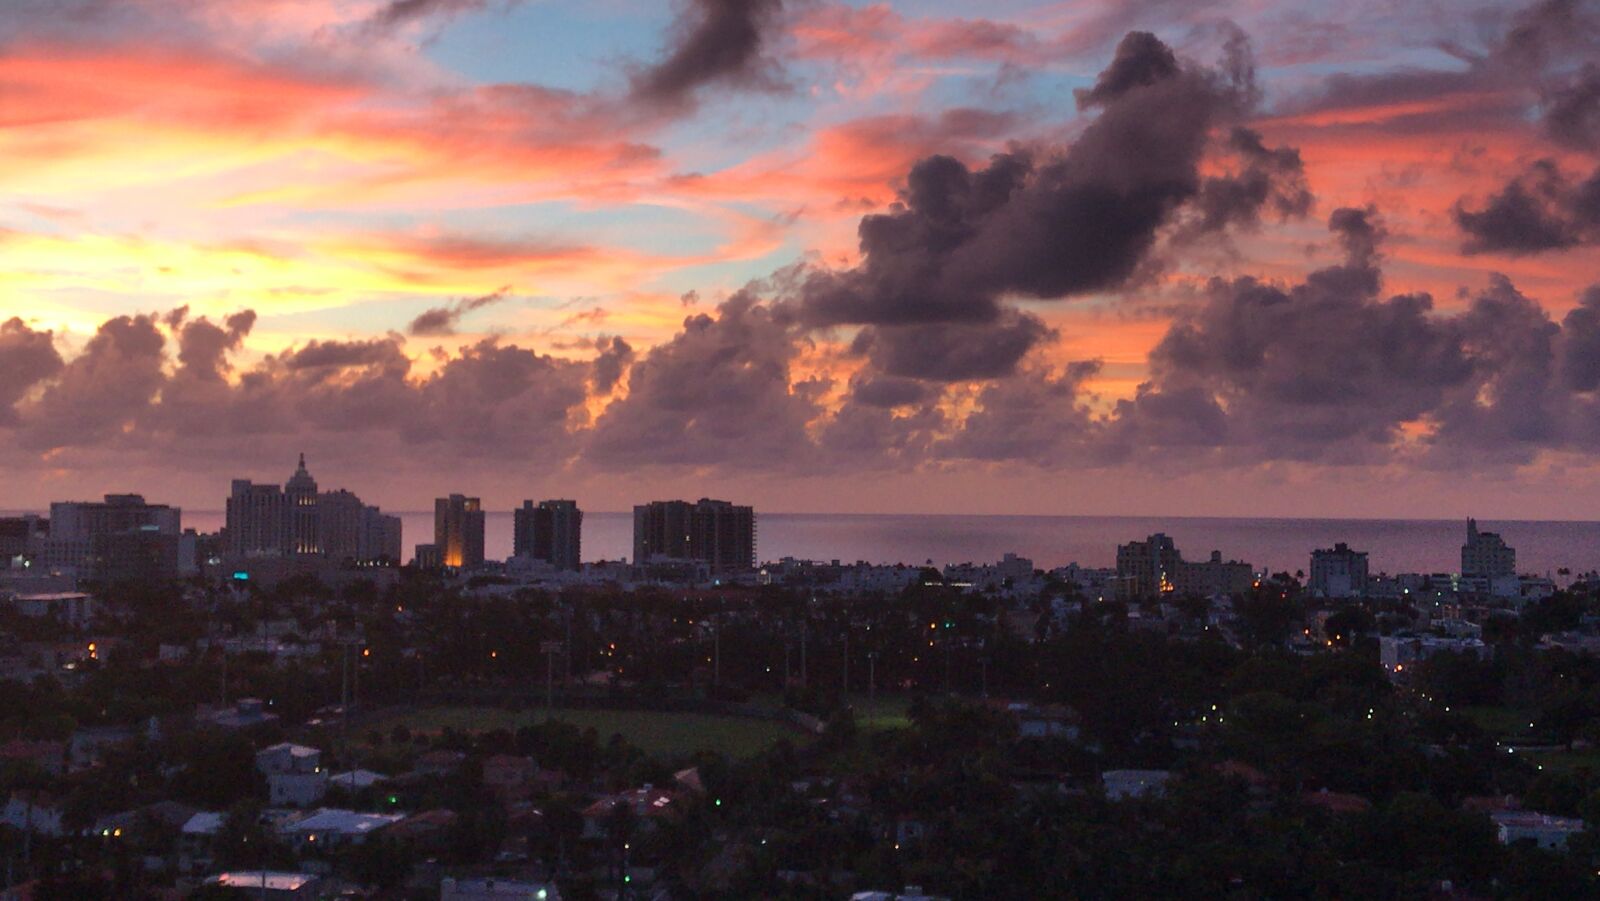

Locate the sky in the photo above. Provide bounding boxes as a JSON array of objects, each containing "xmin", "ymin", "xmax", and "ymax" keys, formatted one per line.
[{"xmin": 4, "ymin": 0, "xmax": 1600, "ymax": 519}]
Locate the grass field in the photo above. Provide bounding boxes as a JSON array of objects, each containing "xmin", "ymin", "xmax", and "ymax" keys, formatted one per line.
[{"xmin": 364, "ymin": 706, "xmax": 811, "ymax": 759}]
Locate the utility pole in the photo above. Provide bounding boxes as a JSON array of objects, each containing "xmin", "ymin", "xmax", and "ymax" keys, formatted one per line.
[
  {"xmin": 867, "ymin": 652, "xmax": 876, "ymax": 702},
  {"xmin": 712, "ymin": 617, "xmax": 720, "ymax": 689}
]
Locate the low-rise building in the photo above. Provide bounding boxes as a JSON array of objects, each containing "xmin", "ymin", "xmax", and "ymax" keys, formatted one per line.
[
  {"xmin": 204, "ymin": 871, "xmax": 322, "ymax": 899},
  {"xmin": 1492, "ymin": 811, "xmax": 1585, "ymax": 850}
]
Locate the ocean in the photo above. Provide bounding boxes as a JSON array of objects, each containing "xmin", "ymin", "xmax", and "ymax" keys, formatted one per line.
[{"xmin": 163, "ymin": 511, "xmax": 1600, "ymax": 576}]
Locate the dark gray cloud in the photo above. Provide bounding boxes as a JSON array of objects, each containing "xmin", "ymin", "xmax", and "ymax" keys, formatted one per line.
[
  {"xmin": 791, "ymin": 30, "xmax": 1270, "ymax": 387},
  {"xmin": 850, "ymin": 310, "xmax": 1054, "ymax": 382},
  {"xmin": 1560, "ymin": 286, "xmax": 1600, "ymax": 391},
  {"xmin": 590, "ymin": 336, "xmax": 633, "ymax": 394},
  {"xmin": 1117, "ymin": 208, "xmax": 1477, "ymax": 462},
  {"xmin": 0, "ymin": 318, "xmax": 64, "ymax": 426},
  {"xmin": 1542, "ymin": 62, "xmax": 1600, "ymax": 149},
  {"xmin": 408, "ymin": 286, "xmax": 513, "ymax": 336},
  {"xmin": 1183, "ymin": 127, "xmax": 1312, "ymax": 236},
  {"xmin": 1454, "ymin": 159, "xmax": 1600, "ymax": 254},
  {"xmin": 628, "ymin": 0, "xmax": 786, "ymax": 112}
]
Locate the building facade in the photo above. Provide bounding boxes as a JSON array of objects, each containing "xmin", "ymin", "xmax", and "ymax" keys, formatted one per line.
[
  {"xmin": 513, "ymin": 499, "xmax": 582, "ymax": 570},
  {"xmin": 1310, "ymin": 543, "xmax": 1369, "ymax": 598},
  {"xmin": 633, "ymin": 499, "xmax": 755, "ymax": 573},
  {"xmin": 1462, "ymin": 519, "xmax": 1516, "ymax": 577},
  {"xmin": 226, "ymin": 456, "xmax": 398, "ymax": 563},
  {"xmin": 434, "ymin": 495, "xmax": 485, "ymax": 568},
  {"xmin": 43, "ymin": 495, "xmax": 181, "ymax": 582},
  {"xmin": 1115, "ymin": 533, "xmax": 1182, "ymax": 599}
]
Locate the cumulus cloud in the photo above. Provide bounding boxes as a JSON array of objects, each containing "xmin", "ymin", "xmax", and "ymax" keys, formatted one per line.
[
  {"xmin": 585, "ymin": 290, "xmax": 822, "ymax": 469},
  {"xmin": 0, "ymin": 319, "xmax": 64, "ymax": 426}
]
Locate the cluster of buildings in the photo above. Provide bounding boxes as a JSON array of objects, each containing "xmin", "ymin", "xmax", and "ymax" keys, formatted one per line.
[
  {"xmin": 0, "ymin": 493, "xmax": 189, "ymax": 584},
  {"xmin": 1112, "ymin": 534, "xmax": 1255, "ymax": 600},
  {"xmin": 226, "ymin": 455, "xmax": 402, "ymax": 564},
  {"xmin": 414, "ymin": 495, "xmax": 758, "ymax": 579}
]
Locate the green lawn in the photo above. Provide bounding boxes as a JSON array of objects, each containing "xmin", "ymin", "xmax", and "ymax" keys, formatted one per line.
[
  {"xmin": 363, "ymin": 706, "xmax": 811, "ymax": 759},
  {"xmin": 1460, "ymin": 705, "xmax": 1536, "ymax": 737}
]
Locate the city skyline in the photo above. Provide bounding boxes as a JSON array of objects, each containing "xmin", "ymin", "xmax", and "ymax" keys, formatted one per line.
[{"xmin": 5, "ymin": 1, "xmax": 1600, "ymax": 520}]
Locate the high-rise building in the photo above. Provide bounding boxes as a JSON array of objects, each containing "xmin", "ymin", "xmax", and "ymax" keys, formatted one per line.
[
  {"xmin": 226, "ymin": 480, "xmax": 289, "ymax": 558},
  {"xmin": 690, "ymin": 499, "xmax": 756, "ymax": 573},
  {"xmin": 514, "ymin": 499, "xmax": 583, "ymax": 571},
  {"xmin": 435, "ymin": 495, "xmax": 485, "ymax": 568},
  {"xmin": 633, "ymin": 499, "xmax": 755, "ymax": 573},
  {"xmin": 364, "ymin": 509, "xmax": 403, "ymax": 563},
  {"xmin": 285, "ymin": 453, "xmax": 321, "ymax": 556},
  {"xmin": 633, "ymin": 500, "xmax": 693, "ymax": 564},
  {"xmin": 1310, "ymin": 543, "xmax": 1369, "ymax": 598},
  {"xmin": 226, "ymin": 456, "xmax": 397, "ymax": 563},
  {"xmin": 44, "ymin": 494, "xmax": 181, "ymax": 582},
  {"xmin": 1115, "ymin": 533, "xmax": 1182, "ymax": 599},
  {"xmin": 1462, "ymin": 518, "xmax": 1516, "ymax": 577}
]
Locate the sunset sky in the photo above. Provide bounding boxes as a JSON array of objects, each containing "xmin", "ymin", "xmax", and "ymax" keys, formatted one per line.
[{"xmin": 4, "ymin": 0, "xmax": 1600, "ymax": 518}]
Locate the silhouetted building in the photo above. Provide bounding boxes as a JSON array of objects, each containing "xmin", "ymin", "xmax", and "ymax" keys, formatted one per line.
[
  {"xmin": 0, "ymin": 516, "xmax": 47, "ymax": 567},
  {"xmin": 226, "ymin": 456, "xmax": 397, "ymax": 563},
  {"xmin": 1462, "ymin": 518, "xmax": 1516, "ymax": 577},
  {"xmin": 1310, "ymin": 543, "xmax": 1369, "ymax": 598},
  {"xmin": 691, "ymin": 499, "xmax": 756, "ymax": 573},
  {"xmin": 285, "ymin": 454, "xmax": 321, "ymax": 555},
  {"xmin": 44, "ymin": 495, "xmax": 181, "ymax": 582},
  {"xmin": 320, "ymin": 491, "xmax": 403, "ymax": 564},
  {"xmin": 633, "ymin": 499, "xmax": 755, "ymax": 573},
  {"xmin": 227, "ymin": 480, "xmax": 289, "ymax": 558},
  {"xmin": 434, "ymin": 495, "xmax": 485, "ymax": 568},
  {"xmin": 413, "ymin": 544, "xmax": 442, "ymax": 570},
  {"xmin": 1176, "ymin": 550, "xmax": 1254, "ymax": 597},
  {"xmin": 514, "ymin": 499, "xmax": 582, "ymax": 570},
  {"xmin": 1115, "ymin": 533, "xmax": 1181, "ymax": 599},
  {"xmin": 633, "ymin": 500, "xmax": 693, "ymax": 563},
  {"xmin": 1116, "ymin": 533, "xmax": 1252, "ymax": 599}
]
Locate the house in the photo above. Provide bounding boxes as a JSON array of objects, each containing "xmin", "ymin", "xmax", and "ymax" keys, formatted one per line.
[
  {"xmin": 327, "ymin": 769, "xmax": 388, "ymax": 792},
  {"xmin": 204, "ymin": 871, "xmax": 322, "ymax": 899},
  {"xmin": 256, "ymin": 742, "xmax": 321, "ymax": 775},
  {"xmin": 1, "ymin": 791, "xmax": 64, "ymax": 836},
  {"xmin": 1492, "ymin": 811, "xmax": 1585, "ymax": 850},
  {"xmin": 388, "ymin": 809, "xmax": 459, "ymax": 848},
  {"xmin": 0, "ymin": 739, "xmax": 65, "ymax": 776},
  {"xmin": 2, "ymin": 593, "xmax": 95, "ymax": 628},
  {"xmin": 440, "ymin": 877, "xmax": 561, "ymax": 900},
  {"xmin": 269, "ymin": 770, "xmax": 328, "ymax": 807},
  {"xmin": 180, "ymin": 811, "xmax": 226, "ymax": 873},
  {"xmin": 580, "ymin": 786, "xmax": 678, "ymax": 839},
  {"xmin": 280, "ymin": 808, "xmax": 403, "ymax": 848},
  {"xmin": 1102, "ymin": 770, "xmax": 1171, "ymax": 800}
]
